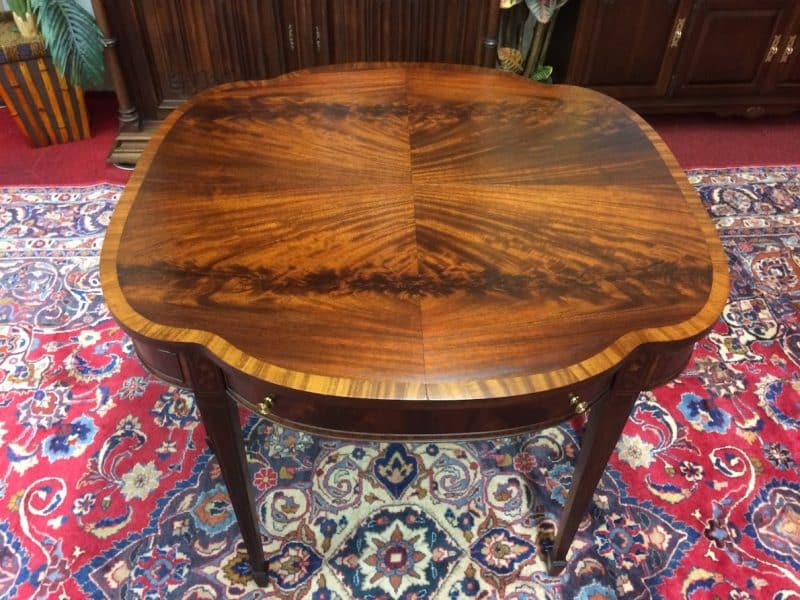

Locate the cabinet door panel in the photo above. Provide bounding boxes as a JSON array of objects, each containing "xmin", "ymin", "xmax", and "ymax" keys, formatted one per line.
[
  {"xmin": 278, "ymin": 0, "xmax": 302, "ymax": 71},
  {"xmin": 772, "ymin": 33, "xmax": 800, "ymax": 92},
  {"xmin": 766, "ymin": 4, "xmax": 800, "ymax": 95},
  {"xmin": 327, "ymin": 0, "xmax": 366, "ymax": 63},
  {"xmin": 427, "ymin": 0, "xmax": 469, "ymax": 64},
  {"xmin": 375, "ymin": 0, "xmax": 421, "ymax": 61},
  {"xmin": 242, "ymin": 0, "xmax": 285, "ymax": 78},
  {"xmin": 125, "ymin": 0, "xmax": 285, "ymax": 118},
  {"xmin": 326, "ymin": 0, "xmax": 497, "ymax": 66},
  {"xmin": 671, "ymin": 0, "xmax": 793, "ymax": 97},
  {"xmin": 427, "ymin": 0, "xmax": 496, "ymax": 66},
  {"xmin": 566, "ymin": 0, "xmax": 691, "ymax": 98}
]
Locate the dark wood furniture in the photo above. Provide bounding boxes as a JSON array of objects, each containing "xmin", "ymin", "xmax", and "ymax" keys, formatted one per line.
[
  {"xmin": 95, "ymin": 0, "xmax": 501, "ymax": 163},
  {"xmin": 564, "ymin": 0, "xmax": 800, "ymax": 116},
  {"xmin": 100, "ymin": 63, "xmax": 729, "ymax": 584}
]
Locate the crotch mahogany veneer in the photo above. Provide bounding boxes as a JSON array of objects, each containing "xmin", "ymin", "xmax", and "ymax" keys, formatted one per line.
[{"xmin": 100, "ymin": 64, "xmax": 729, "ymax": 584}]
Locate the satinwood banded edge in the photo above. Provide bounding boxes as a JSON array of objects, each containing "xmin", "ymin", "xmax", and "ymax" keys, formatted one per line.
[{"xmin": 100, "ymin": 63, "xmax": 730, "ymax": 402}]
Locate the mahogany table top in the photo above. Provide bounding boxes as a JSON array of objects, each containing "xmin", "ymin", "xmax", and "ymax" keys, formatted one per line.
[{"xmin": 101, "ymin": 64, "xmax": 729, "ymax": 402}]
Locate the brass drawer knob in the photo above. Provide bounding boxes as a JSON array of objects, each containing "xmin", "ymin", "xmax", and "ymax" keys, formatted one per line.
[
  {"xmin": 569, "ymin": 393, "xmax": 588, "ymax": 414},
  {"xmin": 258, "ymin": 396, "xmax": 274, "ymax": 416}
]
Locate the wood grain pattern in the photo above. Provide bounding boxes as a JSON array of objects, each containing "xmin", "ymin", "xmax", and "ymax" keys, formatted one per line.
[
  {"xmin": 564, "ymin": 0, "xmax": 800, "ymax": 116},
  {"xmin": 101, "ymin": 64, "xmax": 729, "ymax": 404}
]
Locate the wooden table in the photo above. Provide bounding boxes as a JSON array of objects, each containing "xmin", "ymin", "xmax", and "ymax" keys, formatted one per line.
[{"xmin": 100, "ymin": 64, "xmax": 729, "ymax": 584}]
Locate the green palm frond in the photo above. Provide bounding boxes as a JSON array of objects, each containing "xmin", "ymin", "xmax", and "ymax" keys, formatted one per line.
[
  {"xmin": 30, "ymin": 0, "xmax": 104, "ymax": 88},
  {"xmin": 7, "ymin": 0, "xmax": 31, "ymax": 18}
]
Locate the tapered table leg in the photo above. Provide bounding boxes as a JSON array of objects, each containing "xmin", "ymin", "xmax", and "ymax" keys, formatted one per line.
[
  {"xmin": 546, "ymin": 357, "xmax": 650, "ymax": 575},
  {"xmin": 187, "ymin": 354, "xmax": 268, "ymax": 586}
]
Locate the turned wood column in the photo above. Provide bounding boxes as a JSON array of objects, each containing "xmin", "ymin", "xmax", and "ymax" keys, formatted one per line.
[
  {"xmin": 90, "ymin": 0, "xmax": 140, "ymax": 130},
  {"xmin": 482, "ymin": 0, "xmax": 501, "ymax": 67}
]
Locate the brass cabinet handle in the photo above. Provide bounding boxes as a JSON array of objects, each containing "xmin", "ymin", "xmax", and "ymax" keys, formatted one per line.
[
  {"xmin": 765, "ymin": 34, "xmax": 782, "ymax": 62},
  {"xmin": 568, "ymin": 393, "xmax": 588, "ymax": 414},
  {"xmin": 314, "ymin": 25, "xmax": 322, "ymax": 53},
  {"xmin": 287, "ymin": 24, "xmax": 296, "ymax": 51},
  {"xmin": 781, "ymin": 34, "xmax": 797, "ymax": 63},
  {"xmin": 670, "ymin": 18, "xmax": 686, "ymax": 48},
  {"xmin": 258, "ymin": 396, "xmax": 274, "ymax": 416}
]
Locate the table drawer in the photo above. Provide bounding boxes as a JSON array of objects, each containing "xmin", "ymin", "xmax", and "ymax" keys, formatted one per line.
[
  {"xmin": 132, "ymin": 339, "xmax": 188, "ymax": 386},
  {"xmin": 223, "ymin": 369, "xmax": 612, "ymax": 440}
]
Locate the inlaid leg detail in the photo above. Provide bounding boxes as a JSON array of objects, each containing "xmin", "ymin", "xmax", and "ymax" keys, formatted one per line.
[
  {"xmin": 546, "ymin": 356, "xmax": 652, "ymax": 576},
  {"xmin": 187, "ymin": 354, "xmax": 268, "ymax": 586}
]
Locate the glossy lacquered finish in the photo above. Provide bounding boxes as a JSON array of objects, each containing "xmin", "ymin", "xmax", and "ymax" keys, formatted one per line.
[{"xmin": 101, "ymin": 64, "xmax": 729, "ymax": 581}]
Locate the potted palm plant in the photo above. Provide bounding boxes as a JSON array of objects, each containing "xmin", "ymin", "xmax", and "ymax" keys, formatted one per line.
[{"xmin": 1, "ymin": 0, "xmax": 104, "ymax": 145}]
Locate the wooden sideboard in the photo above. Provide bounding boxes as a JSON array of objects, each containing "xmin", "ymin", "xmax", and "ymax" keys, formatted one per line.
[
  {"xmin": 95, "ymin": 0, "xmax": 799, "ymax": 163},
  {"xmin": 96, "ymin": 0, "xmax": 501, "ymax": 163},
  {"xmin": 562, "ymin": 0, "xmax": 800, "ymax": 116}
]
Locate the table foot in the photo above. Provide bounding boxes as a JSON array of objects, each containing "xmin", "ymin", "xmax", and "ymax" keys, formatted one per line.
[
  {"xmin": 252, "ymin": 564, "xmax": 269, "ymax": 587},
  {"xmin": 545, "ymin": 553, "xmax": 567, "ymax": 576},
  {"xmin": 539, "ymin": 525, "xmax": 567, "ymax": 576}
]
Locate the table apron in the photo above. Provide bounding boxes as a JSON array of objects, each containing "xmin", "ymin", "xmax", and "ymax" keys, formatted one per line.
[{"xmin": 130, "ymin": 336, "xmax": 698, "ymax": 440}]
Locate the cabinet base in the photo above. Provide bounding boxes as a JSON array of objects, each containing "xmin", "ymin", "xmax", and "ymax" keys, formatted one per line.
[
  {"xmin": 106, "ymin": 120, "xmax": 160, "ymax": 165},
  {"xmin": 627, "ymin": 99, "xmax": 800, "ymax": 118}
]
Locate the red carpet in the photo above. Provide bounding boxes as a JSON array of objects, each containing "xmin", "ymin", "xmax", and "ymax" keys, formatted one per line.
[
  {"xmin": 1, "ymin": 93, "xmax": 800, "ymax": 183},
  {"xmin": 0, "ymin": 93, "xmax": 130, "ymax": 186},
  {"xmin": 646, "ymin": 113, "xmax": 800, "ymax": 170}
]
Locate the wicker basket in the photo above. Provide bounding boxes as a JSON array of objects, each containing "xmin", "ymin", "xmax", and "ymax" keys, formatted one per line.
[{"xmin": 0, "ymin": 12, "xmax": 90, "ymax": 146}]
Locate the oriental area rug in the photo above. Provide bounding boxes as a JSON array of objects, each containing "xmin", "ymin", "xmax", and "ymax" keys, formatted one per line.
[{"xmin": 0, "ymin": 167, "xmax": 799, "ymax": 599}]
